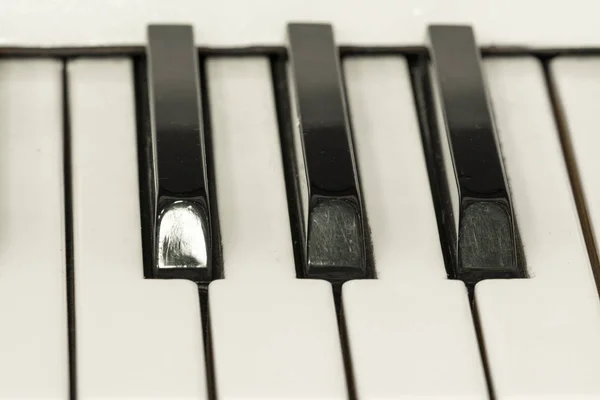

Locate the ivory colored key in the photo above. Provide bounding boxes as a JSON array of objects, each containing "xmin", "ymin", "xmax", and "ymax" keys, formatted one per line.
[
  {"xmin": 341, "ymin": 57, "xmax": 488, "ymax": 399},
  {"xmin": 475, "ymin": 57, "xmax": 600, "ymax": 399},
  {"xmin": 550, "ymin": 57, "xmax": 600, "ymax": 272},
  {"xmin": 207, "ymin": 57, "xmax": 347, "ymax": 400},
  {"xmin": 68, "ymin": 59, "xmax": 208, "ymax": 399},
  {"xmin": 0, "ymin": 60, "xmax": 69, "ymax": 399}
]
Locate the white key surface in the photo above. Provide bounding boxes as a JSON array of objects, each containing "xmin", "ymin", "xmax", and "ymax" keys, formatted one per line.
[
  {"xmin": 341, "ymin": 57, "xmax": 488, "ymax": 399},
  {"xmin": 548, "ymin": 56, "xmax": 600, "ymax": 396},
  {"xmin": 551, "ymin": 57, "xmax": 600, "ymax": 274},
  {"xmin": 207, "ymin": 57, "xmax": 347, "ymax": 399},
  {"xmin": 0, "ymin": 60, "xmax": 68, "ymax": 400},
  {"xmin": 475, "ymin": 57, "xmax": 600, "ymax": 399},
  {"xmin": 69, "ymin": 58, "xmax": 208, "ymax": 399},
  {"xmin": 0, "ymin": 0, "xmax": 599, "ymax": 47},
  {"xmin": 208, "ymin": 58, "xmax": 294, "ymax": 281}
]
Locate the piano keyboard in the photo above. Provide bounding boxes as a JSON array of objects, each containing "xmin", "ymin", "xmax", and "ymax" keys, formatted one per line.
[{"xmin": 4, "ymin": 1, "xmax": 600, "ymax": 399}]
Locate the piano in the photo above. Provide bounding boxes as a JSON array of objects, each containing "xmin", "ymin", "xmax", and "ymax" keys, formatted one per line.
[{"xmin": 3, "ymin": 1, "xmax": 600, "ymax": 399}]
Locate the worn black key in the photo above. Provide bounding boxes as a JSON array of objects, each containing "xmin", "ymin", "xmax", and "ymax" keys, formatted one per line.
[
  {"xmin": 287, "ymin": 23, "xmax": 369, "ymax": 281},
  {"xmin": 147, "ymin": 24, "xmax": 213, "ymax": 281},
  {"xmin": 428, "ymin": 25, "xmax": 523, "ymax": 284}
]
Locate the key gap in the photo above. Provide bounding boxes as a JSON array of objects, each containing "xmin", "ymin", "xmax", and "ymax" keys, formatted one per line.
[
  {"xmin": 198, "ymin": 284, "xmax": 217, "ymax": 400},
  {"xmin": 0, "ymin": 46, "xmax": 286, "ymax": 58},
  {"xmin": 542, "ymin": 56, "xmax": 600, "ymax": 292},
  {"xmin": 333, "ymin": 284, "xmax": 358, "ymax": 400},
  {"xmin": 340, "ymin": 45, "xmax": 426, "ymax": 57},
  {"xmin": 471, "ymin": 295, "xmax": 497, "ymax": 400},
  {"xmin": 197, "ymin": 54, "xmax": 221, "ymax": 400},
  {"xmin": 270, "ymin": 54, "xmax": 306, "ymax": 278},
  {"xmin": 0, "ymin": 44, "xmax": 589, "ymax": 65},
  {"xmin": 132, "ymin": 55, "xmax": 155, "ymax": 279},
  {"xmin": 408, "ymin": 55, "xmax": 454, "ymax": 277},
  {"xmin": 4, "ymin": 45, "xmax": 600, "ymax": 59},
  {"xmin": 61, "ymin": 58, "xmax": 78, "ymax": 400},
  {"xmin": 198, "ymin": 53, "xmax": 224, "ymax": 281},
  {"xmin": 409, "ymin": 55, "xmax": 497, "ymax": 399}
]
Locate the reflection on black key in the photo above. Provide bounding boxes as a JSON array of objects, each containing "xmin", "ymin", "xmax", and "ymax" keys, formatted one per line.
[
  {"xmin": 287, "ymin": 23, "xmax": 369, "ymax": 281},
  {"xmin": 147, "ymin": 25, "xmax": 213, "ymax": 281},
  {"xmin": 428, "ymin": 25, "xmax": 523, "ymax": 284}
]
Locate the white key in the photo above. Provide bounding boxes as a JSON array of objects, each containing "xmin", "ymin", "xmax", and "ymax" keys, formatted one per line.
[
  {"xmin": 551, "ymin": 57, "xmax": 600, "ymax": 266},
  {"xmin": 0, "ymin": 60, "xmax": 68, "ymax": 400},
  {"xmin": 68, "ymin": 59, "xmax": 207, "ymax": 399},
  {"xmin": 475, "ymin": 57, "xmax": 600, "ymax": 399},
  {"xmin": 341, "ymin": 57, "xmax": 488, "ymax": 399},
  {"xmin": 207, "ymin": 57, "xmax": 347, "ymax": 399}
]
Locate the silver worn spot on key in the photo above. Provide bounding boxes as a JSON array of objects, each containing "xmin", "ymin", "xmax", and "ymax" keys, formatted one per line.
[
  {"xmin": 157, "ymin": 200, "xmax": 209, "ymax": 270},
  {"xmin": 307, "ymin": 198, "xmax": 363, "ymax": 271}
]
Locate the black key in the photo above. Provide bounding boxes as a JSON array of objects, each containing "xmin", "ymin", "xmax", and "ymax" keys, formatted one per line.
[
  {"xmin": 146, "ymin": 24, "xmax": 213, "ymax": 281},
  {"xmin": 428, "ymin": 25, "xmax": 523, "ymax": 284},
  {"xmin": 287, "ymin": 23, "xmax": 369, "ymax": 281}
]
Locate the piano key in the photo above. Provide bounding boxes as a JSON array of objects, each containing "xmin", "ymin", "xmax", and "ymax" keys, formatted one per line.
[
  {"xmin": 475, "ymin": 57, "xmax": 600, "ymax": 399},
  {"xmin": 287, "ymin": 23, "xmax": 369, "ymax": 281},
  {"xmin": 550, "ymin": 57, "xmax": 600, "ymax": 276},
  {"xmin": 68, "ymin": 58, "xmax": 208, "ymax": 399},
  {"xmin": 428, "ymin": 25, "xmax": 522, "ymax": 284},
  {"xmin": 207, "ymin": 57, "xmax": 295, "ymax": 282},
  {"xmin": 146, "ymin": 25, "xmax": 215, "ymax": 281},
  {"xmin": 207, "ymin": 57, "xmax": 347, "ymax": 399},
  {"xmin": 341, "ymin": 57, "xmax": 488, "ymax": 399},
  {"xmin": 0, "ymin": 60, "xmax": 68, "ymax": 400}
]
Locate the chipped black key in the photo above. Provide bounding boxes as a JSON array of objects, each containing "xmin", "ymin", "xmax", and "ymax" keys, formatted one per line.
[
  {"xmin": 287, "ymin": 23, "xmax": 369, "ymax": 281},
  {"xmin": 428, "ymin": 25, "xmax": 523, "ymax": 284},
  {"xmin": 146, "ymin": 24, "xmax": 214, "ymax": 281}
]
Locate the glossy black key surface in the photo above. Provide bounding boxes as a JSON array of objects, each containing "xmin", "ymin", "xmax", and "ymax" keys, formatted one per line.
[
  {"xmin": 428, "ymin": 25, "xmax": 523, "ymax": 284},
  {"xmin": 148, "ymin": 25, "xmax": 206, "ymax": 196},
  {"xmin": 287, "ymin": 23, "xmax": 368, "ymax": 280},
  {"xmin": 147, "ymin": 24, "xmax": 213, "ymax": 281}
]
